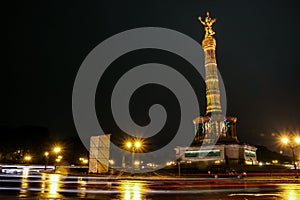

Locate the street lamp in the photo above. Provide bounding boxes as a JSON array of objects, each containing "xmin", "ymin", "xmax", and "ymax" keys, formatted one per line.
[
  {"xmin": 281, "ymin": 136, "xmax": 300, "ymax": 176},
  {"xmin": 44, "ymin": 152, "xmax": 49, "ymax": 170},
  {"xmin": 53, "ymin": 146, "xmax": 61, "ymax": 171},
  {"xmin": 125, "ymin": 139, "xmax": 142, "ymax": 176}
]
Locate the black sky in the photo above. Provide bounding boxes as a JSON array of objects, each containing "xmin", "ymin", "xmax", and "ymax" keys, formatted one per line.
[{"xmin": 5, "ymin": 0, "xmax": 300, "ymax": 152}]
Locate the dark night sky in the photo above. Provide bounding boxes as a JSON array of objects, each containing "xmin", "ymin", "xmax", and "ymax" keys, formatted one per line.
[{"xmin": 4, "ymin": 0, "xmax": 300, "ymax": 152}]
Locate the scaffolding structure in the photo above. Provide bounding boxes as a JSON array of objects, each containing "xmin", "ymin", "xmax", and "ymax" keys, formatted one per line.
[{"xmin": 88, "ymin": 134, "xmax": 111, "ymax": 173}]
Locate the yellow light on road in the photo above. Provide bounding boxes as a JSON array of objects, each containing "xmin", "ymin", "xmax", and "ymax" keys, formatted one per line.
[{"xmin": 295, "ymin": 137, "xmax": 300, "ymax": 144}]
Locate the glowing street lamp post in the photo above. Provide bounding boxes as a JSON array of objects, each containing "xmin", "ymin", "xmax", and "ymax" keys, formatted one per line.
[
  {"xmin": 281, "ymin": 137, "xmax": 300, "ymax": 177},
  {"xmin": 44, "ymin": 152, "xmax": 49, "ymax": 170},
  {"xmin": 126, "ymin": 140, "xmax": 142, "ymax": 176},
  {"xmin": 53, "ymin": 147, "xmax": 61, "ymax": 171}
]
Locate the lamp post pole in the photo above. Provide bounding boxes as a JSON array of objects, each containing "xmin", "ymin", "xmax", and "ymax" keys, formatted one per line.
[
  {"xmin": 290, "ymin": 146, "xmax": 298, "ymax": 178},
  {"xmin": 291, "ymin": 147, "xmax": 296, "ymax": 169},
  {"xmin": 44, "ymin": 152, "xmax": 49, "ymax": 170},
  {"xmin": 53, "ymin": 147, "xmax": 61, "ymax": 172},
  {"xmin": 131, "ymin": 148, "xmax": 135, "ymax": 176}
]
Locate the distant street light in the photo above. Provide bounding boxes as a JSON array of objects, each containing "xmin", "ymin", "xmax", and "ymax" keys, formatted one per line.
[
  {"xmin": 135, "ymin": 141, "xmax": 141, "ymax": 149},
  {"xmin": 24, "ymin": 155, "xmax": 32, "ymax": 164},
  {"xmin": 82, "ymin": 159, "xmax": 88, "ymax": 164},
  {"xmin": 79, "ymin": 157, "xmax": 88, "ymax": 165},
  {"xmin": 282, "ymin": 137, "xmax": 289, "ymax": 144},
  {"xmin": 126, "ymin": 142, "xmax": 132, "ymax": 149},
  {"xmin": 125, "ymin": 139, "xmax": 143, "ymax": 176},
  {"xmin": 109, "ymin": 159, "xmax": 115, "ymax": 166},
  {"xmin": 281, "ymin": 136, "xmax": 300, "ymax": 177},
  {"xmin": 53, "ymin": 147, "xmax": 61, "ymax": 154}
]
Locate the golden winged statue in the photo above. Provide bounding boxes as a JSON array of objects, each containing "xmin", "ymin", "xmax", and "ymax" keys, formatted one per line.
[{"xmin": 198, "ymin": 12, "xmax": 216, "ymax": 38}]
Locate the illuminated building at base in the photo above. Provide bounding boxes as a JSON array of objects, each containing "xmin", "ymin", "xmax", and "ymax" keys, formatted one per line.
[{"xmin": 175, "ymin": 12, "xmax": 257, "ymax": 166}]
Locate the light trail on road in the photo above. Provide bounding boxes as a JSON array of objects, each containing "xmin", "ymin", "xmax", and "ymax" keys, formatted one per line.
[{"xmin": 0, "ymin": 173, "xmax": 300, "ymax": 199}]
